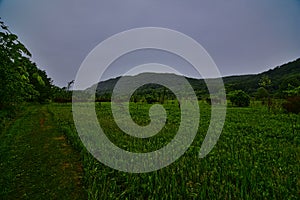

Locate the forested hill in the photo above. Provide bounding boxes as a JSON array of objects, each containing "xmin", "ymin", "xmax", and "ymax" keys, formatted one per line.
[
  {"xmin": 223, "ymin": 58, "xmax": 300, "ymax": 95},
  {"xmin": 93, "ymin": 58, "xmax": 300, "ymax": 100}
]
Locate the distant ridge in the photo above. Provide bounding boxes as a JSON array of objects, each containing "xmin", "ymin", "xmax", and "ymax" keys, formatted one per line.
[
  {"xmin": 222, "ymin": 58, "xmax": 300, "ymax": 94},
  {"xmin": 90, "ymin": 58, "xmax": 300, "ymax": 98}
]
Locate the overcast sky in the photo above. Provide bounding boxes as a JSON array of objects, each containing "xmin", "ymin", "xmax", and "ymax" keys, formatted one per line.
[{"xmin": 1, "ymin": 0, "xmax": 300, "ymax": 87}]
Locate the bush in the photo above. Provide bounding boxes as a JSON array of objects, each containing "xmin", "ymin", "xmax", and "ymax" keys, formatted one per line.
[
  {"xmin": 256, "ymin": 87, "xmax": 269, "ymax": 102},
  {"xmin": 228, "ymin": 90, "xmax": 250, "ymax": 107}
]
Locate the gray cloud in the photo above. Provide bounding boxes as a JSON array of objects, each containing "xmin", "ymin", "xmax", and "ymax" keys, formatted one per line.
[{"xmin": 1, "ymin": 0, "xmax": 300, "ymax": 87}]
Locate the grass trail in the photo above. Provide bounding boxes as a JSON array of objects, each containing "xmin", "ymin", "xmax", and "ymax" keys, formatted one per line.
[{"xmin": 0, "ymin": 105, "xmax": 85, "ymax": 199}]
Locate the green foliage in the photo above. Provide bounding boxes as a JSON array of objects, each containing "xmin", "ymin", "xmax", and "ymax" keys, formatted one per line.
[
  {"xmin": 279, "ymin": 74, "xmax": 300, "ymax": 92},
  {"xmin": 228, "ymin": 90, "xmax": 250, "ymax": 107},
  {"xmin": 284, "ymin": 85, "xmax": 300, "ymax": 97},
  {"xmin": 0, "ymin": 19, "xmax": 53, "ymax": 108},
  {"xmin": 256, "ymin": 87, "xmax": 269, "ymax": 99},
  {"xmin": 259, "ymin": 75, "xmax": 272, "ymax": 88},
  {"xmin": 0, "ymin": 25, "xmax": 32, "ymax": 108},
  {"xmin": 52, "ymin": 85, "xmax": 72, "ymax": 103}
]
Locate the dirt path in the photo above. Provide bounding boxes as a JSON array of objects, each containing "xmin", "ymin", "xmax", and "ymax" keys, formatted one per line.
[{"xmin": 0, "ymin": 105, "xmax": 85, "ymax": 199}]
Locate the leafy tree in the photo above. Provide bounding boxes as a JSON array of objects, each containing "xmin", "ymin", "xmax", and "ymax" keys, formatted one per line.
[
  {"xmin": 284, "ymin": 85, "xmax": 300, "ymax": 97},
  {"xmin": 279, "ymin": 75, "xmax": 300, "ymax": 93},
  {"xmin": 255, "ymin": 87, "xmax": 269, "ymax": 105},
  {"xmin": 145, "ymin": 94, "xmax": 157, "ymax": 104},
  {"xmin": 0, "ymin": 20, "xmax": 33, "ymax": 108},
  {"xmin": 258, "ymin": 75, "xmax": 272, "ymax": 111},
  {"xmin": 228, "ymin": 90, "xmax": 250, "ymax": 107},
  {"xmin": 0, "ymin": 19, "xmax": 53, "ymax": 108},
  {"xmin": 259, "ymin": 75, "xmax": 272, "ymax": 88}
]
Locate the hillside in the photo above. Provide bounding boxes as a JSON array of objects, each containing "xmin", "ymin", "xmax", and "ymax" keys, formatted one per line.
[
  {"xmin": 93, "ymin": 58, "xmax": 300, "ymax": 99},
  {"xmin": 223, "ymin": 58, "xmax": 300, "ymax": 94}
]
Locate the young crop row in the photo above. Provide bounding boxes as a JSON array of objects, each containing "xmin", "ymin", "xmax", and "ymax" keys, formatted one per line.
[{"xmin": 48, "ymin": 102, "xmax": 300, "ymax": 199}]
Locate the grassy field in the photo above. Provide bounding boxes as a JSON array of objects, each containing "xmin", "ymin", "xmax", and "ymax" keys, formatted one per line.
[
  {"xmin": 48, "ymin": 101, "xmax": 299, "ymax": 199},
  {"xmin": 1, "ymin": 102, "xmax": 300, "ymax": 199}
]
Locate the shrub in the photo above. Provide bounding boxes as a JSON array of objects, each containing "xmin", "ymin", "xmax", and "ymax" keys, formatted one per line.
[
  {"xmin": 228, "ymin": 90, "xmax": 250, "ymax": 107},
  {"xmin": 256, "ymin": 87, "xmax": 269, "ymax": 101}
]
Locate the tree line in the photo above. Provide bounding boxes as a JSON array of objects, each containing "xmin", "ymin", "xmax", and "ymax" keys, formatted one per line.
[
  {"xmin": 1, "ymin": 18, "xmax": 299, "ymax": 115},
  {"xmin": 0, "ymin": 19, "xmax": 71, "ymax": 111}
]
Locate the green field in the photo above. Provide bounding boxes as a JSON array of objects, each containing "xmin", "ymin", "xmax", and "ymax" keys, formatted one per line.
[{"xmin": 1, "ymin": 102, "xmax": 298, "ymax": 199}]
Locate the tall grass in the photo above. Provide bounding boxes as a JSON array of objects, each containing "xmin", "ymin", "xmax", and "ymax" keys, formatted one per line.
[{"xmin": 49, "ymin": 101, "xmax": 300, "ymax": 199}]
